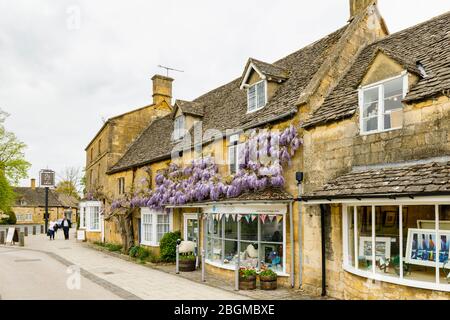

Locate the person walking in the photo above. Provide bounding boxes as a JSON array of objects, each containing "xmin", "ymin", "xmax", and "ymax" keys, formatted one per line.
[
  {"xmin": 61, "ymin": 217, "xmax": 72, "ymax": 240},
  {"xmin": 48, "ymin": 220, "xmax": 56, "ymax": 240}
]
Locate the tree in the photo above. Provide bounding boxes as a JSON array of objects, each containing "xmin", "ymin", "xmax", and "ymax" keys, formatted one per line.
[
  {"xmin": 0, "ymin": 168, "xmax": 15, "ymax": 212},
  {"xmin": 55, "ymin": 167, "xmax": 82, "ymax": 199},
  {"xmin": 0, "ymin": 109, "xmax": 30, "ymax": 185}
]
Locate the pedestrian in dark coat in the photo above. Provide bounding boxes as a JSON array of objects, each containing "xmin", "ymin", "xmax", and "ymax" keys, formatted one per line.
[{"xmin": 61, "ymin": 217, "xmax": 72, "ymax": 240}]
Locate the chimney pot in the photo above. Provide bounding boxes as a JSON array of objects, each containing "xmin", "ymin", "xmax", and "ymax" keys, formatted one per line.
[
  {"xmin": 152, "ymin": 74, "xmax": 174, "ymax": 106},
  {"xmin": 31, "ymin": 178, "xmax": 36, "ymax": 190}
]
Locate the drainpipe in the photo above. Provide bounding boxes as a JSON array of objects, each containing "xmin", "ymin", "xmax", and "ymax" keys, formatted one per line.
[
  {"xmin": 289, "ymin": 201, "xmax": 294, "ymax": 288},
  {"xmin": 296, "ymin": 172, "xmax": 304, "ymax": 289},
  {"xmin": 320, "ymin": 204, "xmax": 327, "ymax": 297}
]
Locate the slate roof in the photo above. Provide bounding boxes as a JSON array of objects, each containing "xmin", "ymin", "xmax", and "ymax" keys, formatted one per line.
[
  {"xmin": 304, "ymin": 161, "xmax": 450, "ymax": 200},
  {"xmin": 174, "ymin": 100, "xmax": 204, "ymax": 117},
  {"xmin": 57, "ymin": 194, "xmax": 80, "ymax": 208},
  {"xmin": 302, "ymin": 11, "xmax": 450, "ymax": 129},
  {"xmin": 243, "ymin": 58, "xmax": 289, "ymax": 83},
  {"xmin": 109, "ymin": 25, "xmax": 349, "ymax": 173},
  {"xmin": 13, "ymin": 187, "xmax": 64, "ymax": 207}
]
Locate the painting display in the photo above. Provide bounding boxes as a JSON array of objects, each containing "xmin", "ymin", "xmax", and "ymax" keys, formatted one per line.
[
  {"xmin": 359, "ymin": 237, "xmax": 392, "ymax": 261},
  {"xmin": 405, "ymin": 229, "xmax": 450, "ymax": 267}
]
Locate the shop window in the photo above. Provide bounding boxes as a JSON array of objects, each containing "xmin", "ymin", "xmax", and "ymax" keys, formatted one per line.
[
  {"xmin": 140, "ymin": 208, "xmax": 173, "ymax": 246},
  {"xmin": 206, "ymin": 213, "xmax": 285, "ymax": 274},
  {"xmin": 344, "ymin": 204, "xmax": 450, "ymax": 291},
  {"xmin": 89, "ymin": 206, "xmax": 100, "ymax": 231}
]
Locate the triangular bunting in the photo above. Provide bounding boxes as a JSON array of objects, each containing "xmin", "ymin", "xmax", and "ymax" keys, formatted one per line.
[
  {"xmin": 237, "ymin": 215, "xmax": 242, "ymax": 222},
  {"xmin": 218, "ymin": 213, "xmax": 223, "ymax": 221},
  {"xmin": 268, "ymin": 215, "xmax": 276, "ymax": 222},
  {"xmin": 231, "ymin": 214, "xmax": 236, "ymax": 221},
  {"xmin": 225, "ymin": 214, "xmax": 230, "ymax": 221},
  {"xmin": 244, "ymin": 215, "xmax": 251, "ymax": 223},
  {"xmin": 276, "ymin": 215, "xmax": 283, "ymax": 223},
  {"xmin": 260, "ymin": 214, "xmax": 267, "ymax": 224},
  {"xmin": 251, "ymin": 215, "xmax": 257, "ymax": 222}
]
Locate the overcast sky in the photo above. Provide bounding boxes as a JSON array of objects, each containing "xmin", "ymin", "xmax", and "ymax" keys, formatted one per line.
[{"xmin": 1, "ymin": 0, "xmax": 449, "ymax": 187}]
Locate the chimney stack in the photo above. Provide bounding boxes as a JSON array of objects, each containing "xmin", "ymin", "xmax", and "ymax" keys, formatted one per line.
[
  {"xmin": 152, "ymin": 75, "xmax": 173, "ymax": 105},
  {"xmin": 349, "ymin": 0, "xmax": 376, "ymax": 20},
  {"xmin": 31, "ymin": 178, "xmax": 36, "ymax": 190}
]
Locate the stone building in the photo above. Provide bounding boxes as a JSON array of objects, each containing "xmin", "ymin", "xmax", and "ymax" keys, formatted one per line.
[
  {"xmin": 12, "ymin": 179, "xmax": 78, "ymax": 224},
  {"xmin": 82, "ymin": 0, "xmax": 450, "ymax": 299}
]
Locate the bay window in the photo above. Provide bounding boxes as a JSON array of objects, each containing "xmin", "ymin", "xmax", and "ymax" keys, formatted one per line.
[
  {"xmin": 247, "ymin": 80, "xmax": 267, "ymax": 113},
  {"xmin": 343, "ymin": 203, "xmax": 450, "ymax": 291},
  {"xmin": 79, "ymin": 201, "xmax": 102, "ymax": 232},
  {"xmin": 205, "ymin": 212, "xmax": 285, "ymax": 274},
  {"xmin": 359, "ymin": 73, "xmax": 407, "ymax": 134},
  {"xmin": 141, "ymin": 208, "xmax": 173, "ymax": 246}
]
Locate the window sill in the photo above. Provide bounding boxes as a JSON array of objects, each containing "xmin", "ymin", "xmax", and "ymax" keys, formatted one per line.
[
  {"xmin": 86, "ymin": 229, "xmax": 101, "ymax": 233},
  {"xmin": 343, "ymin": 264, "xmax": 450, "ymax": 292},
  {"xmin": 360, "ymin": 126, "xmax": 402, "ymax": 136},
  {"xmin": 205, "ymin": 259, "xmax": 288, "ymax": 277},
  {"xmin": 140, "ymin": 241, "xmax": 160, "ymax": 247},
  {"xmin": 246, "ymin": 106, "xmax": 266, "ymax": 115}
]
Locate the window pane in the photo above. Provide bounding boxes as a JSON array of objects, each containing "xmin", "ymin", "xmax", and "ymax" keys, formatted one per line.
[
  {"xmin": 211, "ymin": 239, "xmax": 222, "ymax": 263},
  {"xmin": 260, "ymin": 243, "xmax": 283, "ymax": 272},
  {"xmin": 363, "ymin": 117, "xmax": 378, "ymax": 132},
  {"xmin": 241, "ymin": 216, "xmax": 257, "ymax": 241},
  {"xmin": 240, "ymin": 242, "xmax": 258, "ymax": 269},
  {"xmin": 403, "ymin": 205, "xmax": 438, "ymax": 284},
  {"xmin": 439, "ymin": 205, "xmax": 450, "ymax": 285},
  {"xmin": 261, "ymin": 216, "xmax": 283, "ymax": 243},
  {"xmin": 228, "ymin": 145, "xmax": 236, "ymax": 174},
  {"xmin": 224, "ymin": 217, "xmax": 237, "ymax": 240},
  {"xmin": 363, "ymin": 87, "xmax": 379, "ymax": 107},
  {"xmin": 374, "ymin": 206, "xmax": 400, "ymax": 279},
  {"xmin": 384, "ymin": 77, "xmax": 403, "ymax": 101},
  {"xmin": 224, "ymin": 240, "xmax": 237, "ymax": 266},
  {"xmin": 248, "ymin": 85, "xmax": 256, "ymax": 111},
  {"xmin": 384, "ymin": 109, "xmax": 403, "ymax": 130},
  {"xmin": 256, "ymin": 81, "xmax": 265, "ymax": 108},
  {"xmin": 347, "ymin": 206, "xmax": 355, "ymax": 267},
  {"xmin": 356, "ymin": 206, "xmax": 373, "ymax": 272}
]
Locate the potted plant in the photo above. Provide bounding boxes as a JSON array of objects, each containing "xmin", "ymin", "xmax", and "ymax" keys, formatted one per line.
[
  {"xmin": 239, "ymin": 267, "xmax": 257, "ymax": 290},
  {"xmin": 179, "ymin": 254, "xmax": 196, "ymax": 272},
  {"xmin": 259, "ymin": 268, "xmax": 277, "ymax": 290}
]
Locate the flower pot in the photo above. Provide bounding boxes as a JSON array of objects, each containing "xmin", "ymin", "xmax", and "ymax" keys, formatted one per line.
[
  {"xmin": 239, "ymin": 275, "xmax": 256, "ymax": 290},
  {"xmin": 260, "ymin": 276, "xmax": 277, "ymax": 290},
  {"xmin": 179, "ymin": 259, "xmax": 196, "ymax": 272}
]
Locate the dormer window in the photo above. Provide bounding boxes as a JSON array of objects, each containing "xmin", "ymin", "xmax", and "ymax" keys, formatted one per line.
[
  {"xmin": 359, "ymin": 73, "xmax": 407, "ymax": 134},
  {"xmin": 247, "ymin": 80, "xmax": 267, "ymax": 113},
  {"xmin": 173, "ymin": 115, "xmax": 185, "ymax": 140}
]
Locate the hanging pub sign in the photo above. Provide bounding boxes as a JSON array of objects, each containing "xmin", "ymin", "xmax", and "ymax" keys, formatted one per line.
[{"xmin": 39, "ymin": 169, "xmax": 55, "ymax": 187}]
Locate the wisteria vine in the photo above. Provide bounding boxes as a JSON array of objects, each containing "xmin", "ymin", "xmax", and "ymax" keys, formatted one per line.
[{"xmin": 111, "ymin": 125, "xmax": 302, "ymax": 211}]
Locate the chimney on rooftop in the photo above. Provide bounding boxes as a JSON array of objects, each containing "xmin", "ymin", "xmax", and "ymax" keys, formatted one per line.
[
  {"xmin": 152, "ymin": 75, "xmax": 173, "ymax": 105},
  {"xmin": 349, "ymin": 0, "xmax": 377, "ymax": 20},
  {"xmin": 31, "ymin": 178, "xmax": 36, "ymax": 190}
]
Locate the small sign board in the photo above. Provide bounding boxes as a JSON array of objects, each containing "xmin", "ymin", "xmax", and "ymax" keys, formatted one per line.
[
  {"xmin": 77, "ymin": 230, "xmax": 86, "ymax": 241},
  {"xmin": 6, "ymin": 227, "xmax": 18, "ymax": 245},
  {"xmin": 39, "ymin": 169, "xmax": 55, "ymax": 187}
]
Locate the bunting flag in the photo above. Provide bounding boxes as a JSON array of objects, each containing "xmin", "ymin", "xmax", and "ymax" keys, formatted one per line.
[
  {"xmin": 260, "ymin": 214, "xmax": 267, "ymax": 224},
  {"xmin": 268, "ymin": 215, "xmax": 276, "ymax": 222},
  {"xmin": 244, "ymin": 215, "xmax": 251, "ymax": 223},
  {"xmin": 218, "ymin": 213, "xmax": 223, "ymax": 221},
  {"xmin": 251, "ymin": 215, "xmax": 257, "ymax": 222},
  {"xmin": 276, "ymin": 215, "xmax": 283, "ymax": 223},
  {"xmin": 231, "ymin": 214, "xmax": 236, "ymax": 221},
  {"xmin": 237, "ymin": 215, "xmax": 242, "ymax": 222}
]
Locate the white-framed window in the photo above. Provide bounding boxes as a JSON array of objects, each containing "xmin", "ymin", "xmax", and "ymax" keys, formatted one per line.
[
  {"xmin": 359, "ymin": 73, "xmax": 408, "ymax": 134},
  {"xmin": 16, "ymin": 213, "xmax": 32, "ymax": 222},
  {"xmin": 343, "ymin": 202, "xmax": 450, "ymax": 292},
  {"xmin": 140, "ymin": 208, "xmax": 173, "ymax": 246},
  {"xmin": 80, "ymin": 201, "xmax": 102, "ymax": 232},
  {"xmin": 184, "ymin": 213, "xmax": 199, "ymax": 242},
  {"xmin": 205, "ymin": 210, "xmax": 286, "ymax": 275},
  {"xmin": 247, "ymin": 80, "xmax": 267, "ymax": 113},
  {"xmin": 118, "ymin": 177, "xmax": 125, "ymax": 195},
  {"xmin": 173, "ymin": 115, "xmax": 186, "ymax": 141},
  {"xmin": 228, "ymin": 134, "xmax": 243, "ymax": 175}
]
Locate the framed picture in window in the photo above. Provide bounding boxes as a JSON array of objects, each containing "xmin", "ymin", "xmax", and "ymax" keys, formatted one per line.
[
  {"xmin": 384, "ymin": 211, "xmax": 397, "ymax": 227},
  {"xmin": 405, "ymin": 228, "xmax": 450, "ymax": 267},
  {"xmin": 359, "ymin": 236, "xmax": 391, "ymax": 261}
]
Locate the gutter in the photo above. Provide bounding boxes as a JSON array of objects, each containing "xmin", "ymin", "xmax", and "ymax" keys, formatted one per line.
[{"xmin": 300, "ymin": 191, "xmax": 450, "ymax": 202}]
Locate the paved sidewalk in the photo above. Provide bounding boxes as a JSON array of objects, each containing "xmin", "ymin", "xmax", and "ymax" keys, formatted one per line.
[{"xmin": 5, "ymin": 229, "xmax": 246, "ymax": 300}]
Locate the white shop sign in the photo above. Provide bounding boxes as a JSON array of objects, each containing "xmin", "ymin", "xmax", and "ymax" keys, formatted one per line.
[
  {"xmin": 6, "ymin": 227, "xmax": 15, "ymax": 244},
  {"xmin": 203, "ymin": 204, "xmax": 287, "ymax": 215}
]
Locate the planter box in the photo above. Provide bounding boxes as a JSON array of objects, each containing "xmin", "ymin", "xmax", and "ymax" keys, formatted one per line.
[
  {"xmin": 260, "ymin": 276, "xmax": 277, "ymax": 290},
  {"xmin": 239, "ymin": 276, "xmax": 256, "ymax": 290},
  {"xmin": 179, "ymin": 259, "xmax": 196, "ymax": 272}
]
